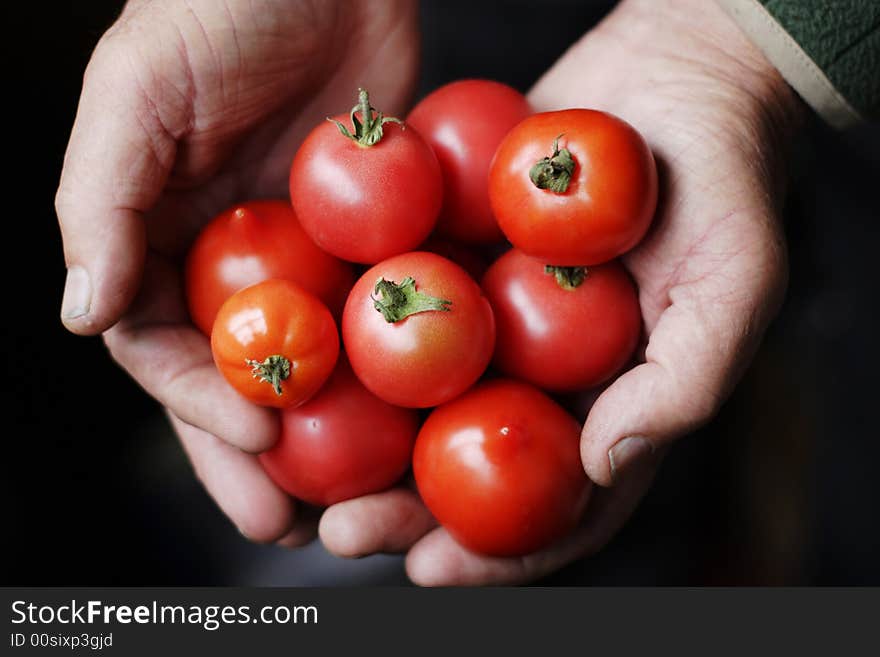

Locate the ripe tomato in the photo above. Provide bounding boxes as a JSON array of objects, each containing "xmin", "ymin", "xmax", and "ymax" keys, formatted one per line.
[
  {"xmin": 289, "ymin": 89, "xmax": 443, "ymax": 264},
  {"xmin": 342, "ymin": 252, "xmax": 495, "ymax": 408},
  {"xmin": 413, "ymin": 379, "xmax": 592, "ymax": 556},
  {"xmin": 185, "ymin": 200, "xmax": 355, "ymax": 335},
  {"xmin": 259, "ymin": 356, "xmax": 418, "ymax": 506},
  {"xmin": 211, "ymin": 279, "xmax": 339, "ymax": 408},
  {"xmin": 482, "ymin": 249, "xmax": 641, "ymax": 391},
  {"xmin": 488, "ymin": 109, "xmax": 657, "ymax": 265},
  {"xmin": 407, "ymin": 79, "xmax": 531, "ymax": 243}
]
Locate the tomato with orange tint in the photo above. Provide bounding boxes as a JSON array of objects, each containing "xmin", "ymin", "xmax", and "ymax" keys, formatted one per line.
[
  {"xmin": 211, "ymin": 279, "xmax": 339, "ymax": 408},
  {"xmin": 489, "ymin": 109, "xmax": 657, "ymax": 265}
]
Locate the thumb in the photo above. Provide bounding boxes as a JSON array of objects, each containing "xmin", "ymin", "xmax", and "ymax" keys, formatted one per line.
[
  {"xmin": 56, "ymin": 33, "xmax": 181, "ymax": 334},
  {"xmin": 581, "ymin": 213, "xmax": 788, "ymax": 486}
]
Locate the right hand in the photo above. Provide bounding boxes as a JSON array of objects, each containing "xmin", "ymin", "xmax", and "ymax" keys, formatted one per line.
[{"xmin": 56, "ymin": 0, "xmax": 420, "ymax": 544}]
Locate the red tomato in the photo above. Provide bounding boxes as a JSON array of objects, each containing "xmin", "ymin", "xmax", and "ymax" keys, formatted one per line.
[
  {"xmin": 413, "ymin": 379, "xmax": 591, "ymax": 556},
  {"xmin": 289, "ymin": 89, "xmax": 442, "ymax": 264},
  {"xmin": 211, "ymin": 279, "xmax": 339, "ymax": 408},
  {"xmin": 489, "ymin": 109, "xmax": 657, "ymax": 265},
  {"xmin": 407, "ymin": 79, "xmax": 531, "ymax": 243},
  {"xmin": 259, "ymin": 357, "xmax": 418, "ymax": 506},
  {"xmin": 342, "ymin": 252, "xmax": 495, "ymax": 408},
  {"xmin": 185, "ymin": 200, "xmax": 355, "ymax": 335},
  {"xmin": 482, "ymin": 249, "xmax": 641, "ymax": 391}
]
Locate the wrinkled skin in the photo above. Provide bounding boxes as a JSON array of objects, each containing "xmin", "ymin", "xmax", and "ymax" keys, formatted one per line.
[{"xmin": 57, "ymin": 0, "xmax": 801, "ymax": 583}]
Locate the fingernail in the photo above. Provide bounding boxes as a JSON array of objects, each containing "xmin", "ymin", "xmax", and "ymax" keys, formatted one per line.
[
  {"xmin": 608, "ymin": 436, "xmax": 654, "ymax": 482},
  {"xmin": 61, "ymin": 265, "xmax": 91, "ymax": 320}
]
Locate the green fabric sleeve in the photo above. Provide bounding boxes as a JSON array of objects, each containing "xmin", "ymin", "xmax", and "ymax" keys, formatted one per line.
[
  {"xmin": 761, "ymin": 1, "xmax": 879, "ymax": 120},
  {"xmin": 718, "ymin": 0, "xmax": 880, "ymax": 128}
]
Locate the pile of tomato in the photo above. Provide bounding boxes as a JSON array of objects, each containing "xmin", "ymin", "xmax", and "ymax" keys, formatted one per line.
[{"xmin": 185, "ymin": 80, "xmax": 657, "ymax": 557}]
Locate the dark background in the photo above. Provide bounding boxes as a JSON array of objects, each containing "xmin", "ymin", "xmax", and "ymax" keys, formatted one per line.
[{"xmin": 3, "ymin": 0, "xmax": 879, "ymax": 585}]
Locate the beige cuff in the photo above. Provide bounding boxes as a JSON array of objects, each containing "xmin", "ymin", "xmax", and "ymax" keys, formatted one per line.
[{"xmin": 716, "ymin": 0, "xmax": 863, "ymax": 129}]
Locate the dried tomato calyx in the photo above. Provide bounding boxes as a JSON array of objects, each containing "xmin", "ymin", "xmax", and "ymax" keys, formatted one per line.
[
  {"xmin": 544, "ymin": 265, "xmax": 588, "ymax": 290},
  {"xmin": 530, "ymin": 135, "xmax": 575, "ymax": 193},
  {"xmin": 245, "ymin": 354, "xmax": 291, "ymax": 396},
  {"xmin": 327, "ymin": 88, "xmax": 404, "ymax": 147}
]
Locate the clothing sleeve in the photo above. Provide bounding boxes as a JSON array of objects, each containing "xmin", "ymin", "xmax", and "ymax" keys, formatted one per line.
[{"xmin": 716, "ymin": 0, "xmax": 880, "ymax": 128}]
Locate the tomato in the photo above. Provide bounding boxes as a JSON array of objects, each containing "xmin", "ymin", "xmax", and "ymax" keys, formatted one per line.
[
  {"xmin": 259, "ymin": 356, "xmax": 418, "ymax": 506},
  {"xmin": 289, "ymin": 88, "xmax": 443, "ymax": 264},
  {"xmin": 413, "ymin": 379, "xmax": 591, "ymax": 556},
  {"xmin": 211, "ymin": 279, "xmax": 339, "ymax": 408},
  {"xmin": 185, "ymin": 200, "xmax": 355, "ymax": 335},
  {"xmin": 407, "ymin": 79, "xmax": 531, "ymax": 243},
  {"xmin": 482, "ymin": 249, "xmax": 641, "ymax": 391},
  {"xmin": 342, "ymin": 252, "xmax": 495, "ymax": 408},
  {"xmin": 488, "ymin": 109, "xmax": 657, "ymax": 265}
]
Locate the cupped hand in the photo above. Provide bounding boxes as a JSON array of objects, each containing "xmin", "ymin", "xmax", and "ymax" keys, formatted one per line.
[
  {"xmin": 318, "ymin": 0, "xmax": 803, "ymax": 583},
  {"xmin": 56, "ymin": 0, "xmax": 419, "ymax": 543}
]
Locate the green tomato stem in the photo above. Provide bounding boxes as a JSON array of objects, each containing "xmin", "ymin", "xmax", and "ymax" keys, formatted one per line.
[
  {"xmin": 530, "ymin": 135, "xmax": 575, "ymax": 193},
  {"xmin": 327, "ymin": 88, "xmax": 404, "ymax": 147},
  {"xmin": 245, "ymin": 354, "xmax": 291, "ymax": 396},
  {"xmin": 371, "ymin": 276, "xmax": 451, "ymax": 323},
  {"xmin": 544, "ymin": 265, "xmax": 588, "ymax": 290}
]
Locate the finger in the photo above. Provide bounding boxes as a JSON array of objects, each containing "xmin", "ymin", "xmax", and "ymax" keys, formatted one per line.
[
  {"xmin": 319, "ymin": 488, "xmax": 437, "ymax": 558},
  {"xmin": 405, "ymin": 453, "xmax": 663, "ymax": 586},
  {"xmin": 56, "ymin": 31, "xmax": 182, "ymax": 335},
  {"xmin": 582, "ymin": 214, "xmax": 787, "ymax": 486},
  {"xmin": 104, "ymin": 254, "xmax": 279, "ymax": 452},
  {"xmin": 171, "ymin": 414, "xmax": 295, "ymax": 543}
]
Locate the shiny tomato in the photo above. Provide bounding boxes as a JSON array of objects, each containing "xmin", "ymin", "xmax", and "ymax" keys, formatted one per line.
[
  {"xmin": 482, "ymin": 249, "xmax": 641, "ymax": 391},
  {"xmin": 342, "ymin": 252, "xmax": 495, "ymax": 408},
  {"xmin": 289, "ymin": 89, "xmax": 442, "ymax": 264},
  {"xmin": 211, "ymin": 279, "xmax": 339, "ymax": 408},
  {"xmin": 407, "ymin": 79, "xmax": 531, "ymax": 243},
  {"xmin": 185, "ymin": 200, "xmax": 355, "ymax": 335},
  {"xmin": 413, "ymin": 379, "xmax": 592, "ymax": 556},
  {"xmin": 489, "ymin": 109, "xmax": 657, "ymax": 265},
  {"xmin": 259, "ymin": 357, "xmax": 418, "ymax": 506}
]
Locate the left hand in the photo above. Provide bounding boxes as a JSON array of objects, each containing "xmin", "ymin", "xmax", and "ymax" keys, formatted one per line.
[{"xmin": 318, "ymin": 0, "xmax": 803, "ymax": 584}]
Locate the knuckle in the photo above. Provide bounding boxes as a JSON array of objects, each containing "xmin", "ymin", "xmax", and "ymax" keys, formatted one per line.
[{"xmin": 54, "ymin": 184, "xmax": 74, "ymax": 224}]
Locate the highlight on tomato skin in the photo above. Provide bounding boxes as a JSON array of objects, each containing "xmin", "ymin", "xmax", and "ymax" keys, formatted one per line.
[
  {"xmin": 488, "ymin": 108, "xmax": 658, "ymax": 266},
  {"xmin": 413, "ymin": 379, "xmax": 592, "ymax": 557},
  {"xmin": 482, "ymin": 249, "xmax": 642, "ymax": 392},
  {"xmin": 407, "ymin": 79, "xmax": 532, "ymax": 243},
  {"xmin": 184, "ymin": 199, "xmax": 355, "ymax": 335},
  {"xmin": 210, "ymin": 279, "xmax": 340, "ymax": 409},
  {"xmin": 259, "ymin": 356, "xmax": 419, "ymax": 507},
  {"xmin": 342, "ymin": 251, "xmax": 496, "ymax": 409}
]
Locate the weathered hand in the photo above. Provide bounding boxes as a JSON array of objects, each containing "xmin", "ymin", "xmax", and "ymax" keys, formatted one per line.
[{"xmin": 56, "ymin": 0, "xmax": 419, "ymax": 543}]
